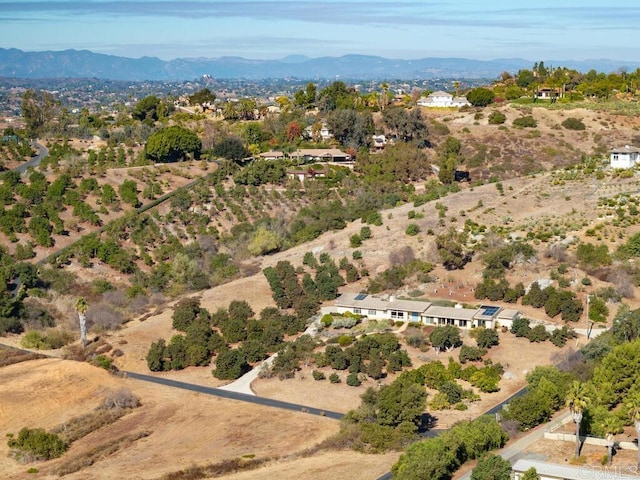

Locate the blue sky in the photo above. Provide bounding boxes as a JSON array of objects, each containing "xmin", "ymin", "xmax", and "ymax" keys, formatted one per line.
[{"xmin": 1, "ymin": 1, "xmax": 639, "ymax": 61}]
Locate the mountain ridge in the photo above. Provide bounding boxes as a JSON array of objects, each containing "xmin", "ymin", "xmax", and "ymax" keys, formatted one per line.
[{"xmin": 1, "ymin": 48, "xmax": 639, "ymax": 81}]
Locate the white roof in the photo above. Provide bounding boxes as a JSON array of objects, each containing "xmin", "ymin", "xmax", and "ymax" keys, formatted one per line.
[
  {"xmin": 335, "ymin": 293, "xmax": 431, "ymax": 313},
  {"xmin": 423, "ymin": 305, "xmax": 476, "ymax": 320},
  {"xmin": 611, "ymin": 145, "xmax": 640, "ymax": 154},
  {"xmin": 512, "ymin": 459, "xmax": 638, "ymax": 479}
]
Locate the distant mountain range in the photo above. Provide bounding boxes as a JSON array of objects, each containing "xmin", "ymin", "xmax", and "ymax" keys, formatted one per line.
[{"xmin": 1, "ymin": 48, "xmax": 639, "ymax": 81}]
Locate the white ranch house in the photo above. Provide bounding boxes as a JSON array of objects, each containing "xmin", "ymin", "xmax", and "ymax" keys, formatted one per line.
[
  {"xmin": 610, "ymin": 145, "xmax": 640, "ymax": 169},
  {"xmin": 334, "ymin": 293, "xmax": 520, "ymax": 329},
  {"xmin": 417, "ymin": 91, "xmax": 471, "ymax": 108}
]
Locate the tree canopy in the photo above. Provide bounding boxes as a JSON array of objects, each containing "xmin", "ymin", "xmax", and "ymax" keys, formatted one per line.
[{"xmin": 145, "ymin": 125, "xmax": 202, "ymax": 163}]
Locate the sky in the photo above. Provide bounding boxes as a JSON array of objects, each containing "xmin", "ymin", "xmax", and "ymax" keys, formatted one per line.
[{"xmin": 1, "ymin": 0, "xmax": 639, "ymax": 62}]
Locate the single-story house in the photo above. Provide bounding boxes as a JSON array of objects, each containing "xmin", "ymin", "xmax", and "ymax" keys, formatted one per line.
[
  {"xmin": 610, "ymin": 145, "xmax": 640, "ymax": 169},
  {"xmin": 512, "ymin": 459, "xmax": 638, "ymax": 480},
  {"xmin": 535, "ymin": 87, "xmax": 563, "ymax": 100},
  {"xmin": 417, "ymin": 91, "xmax": 470, "ymax": 108},
  {"xmin": 258, "ymin": 151, "xmax": 286, "ymax": 160},
  {"xmin": 290, "ymin": 149, "xmax": 351, "ymax": 162},
  {"xmin": 286, "ymin": 166, "xmax": 328, "ymax": 182},
  {"xmin": 334, "ymin": 293, "xmax": 520, "ymax": 329}
]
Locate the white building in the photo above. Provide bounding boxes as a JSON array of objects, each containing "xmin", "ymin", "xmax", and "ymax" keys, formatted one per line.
[
  {"xmin": 512, "ymin": 459, "xmax": 638, "ymax": 480},
  {"xmin": 417, "ymin": 91, "xmax": 471, "ymax": 108},
  {"xmin": 610, "ymin": 145, "xmax": 640, "ymax": 169},
  {"xmin": 334, "ymin": 293, "xmax": 520, "ymax": 329}
]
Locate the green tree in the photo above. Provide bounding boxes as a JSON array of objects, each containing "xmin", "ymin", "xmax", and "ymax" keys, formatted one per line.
[
  {"xmin": 566, "ymin": 381, "xmax": 590, "ymax": 458},
  {"xmin": 248, "ymin": 227, "xmax": 282, "ymax": 256},
  {"xmin": 429, "ymin": 325, "xmax": 462, "ymax": 351},
  {"xmin": 600, "ymin": 416, "xmax": 623, "ymax": 465},
  {"xmin": 466, "ymin": 88, "xmax": 495, "ymax": 107},
  {"xmin": 188, "ymin": 88, "xmax": 216, "ymax": 106},
  {"xmin": 118, "ymin": 180, "xmax": 140, "ymax": 207},
  {"xmin": 132, "ymin": 95, "xmax": 162, "ymax": 122},
  {"xmin": 476, "ymin": 328, "xmax": 499, "ymax": 348},
  {"xmin": 213, "ymin": 349, "xmax": 250, "ymax": 380},
  {"xmin": 213, "ymin": 137, "xmax": 249, "ymax": 162},
  {"xmin": 75, "ymin": 297, "xmax": 88, "ymax": 349},
  {"xmin": 471, "ymin": 453, "xmax": 512, "ymax": 480},
  {"xmin": 147, "ymin": 338, "xmax": 167, "ymax": 371},
  {"xmin": 436, "ymin": 228, "xmax": 470, "ymax": 270},
  {"xmin": 624, "ymin": 391, "xmax": 640, "ymax": 470},
  {"xmin": 22, "ymin": 89, "xmax": 58, "ymax": 137},
  {"xmin": 145, "ymin": 125, "xmax": 202, "ymax": 163}
]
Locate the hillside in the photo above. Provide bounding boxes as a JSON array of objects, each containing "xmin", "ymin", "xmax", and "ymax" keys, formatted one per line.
[{"xmin": 3, "ymin": 97, "xmax": 640, "ymax": 479}]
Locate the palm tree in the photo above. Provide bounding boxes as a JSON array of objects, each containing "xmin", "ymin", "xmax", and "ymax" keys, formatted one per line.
[
  {"xmin": 625, "ymin": 391, "xmax": 640, "ymax": 470},
  {"xmin": 566, "ymin": 381, "xmax": 590, "ymax": 458},
  {"xmin": 600, "ymin": 416, "xmax": 623, "ymax": 465},
  {"xmin": 75, "ymin": 297, "xmax": 89, "ymax": 349}
]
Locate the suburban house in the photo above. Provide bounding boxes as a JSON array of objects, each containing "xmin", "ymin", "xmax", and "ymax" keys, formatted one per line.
[
  {"xmin": 258, "ymin": 151, "xmax": 286, "ymax": 160},
  {"xmin": 534, "ymin": 86, "xmax": 563, "ymax": 100},
  {"xmin": 512, "ymin": 459, "xmax": 638, "ymax": 480},
  {"xmin": 304, "ymin": 124, "xmax": 333, "ymax": 141},
  {"xmin": 334, "ymin": 293, "xmax": 520, "ymax": 329},
  {"xmin": 286, "ymin": 166, "xmax": 328, "ymax": 182},
  {"xmin": 417, "ymin": 91, "xmax": 471, "ymax": 108},
  {"xmin": 372, "ymin": 134, "xmax": 389, "ymax": 150},
  {"xmin": 610, "ymin": 145, "xmax": 640, "ymax": 169},
  {"xmin": 290, "ymin": 148, "xmax": 352, "ymax": 162}
]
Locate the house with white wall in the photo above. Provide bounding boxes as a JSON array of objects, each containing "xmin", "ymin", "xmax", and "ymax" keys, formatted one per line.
[
  {"xmin": 417, "ymin": 91, "xmax": 471, "ymax": 108},
  {"xmin": 610, "ymin": 145, "xmax": 640, "ymax": 169},
  {"xmin": 334, "ymin": 293, "xmax": 520, "ymax": 329}
]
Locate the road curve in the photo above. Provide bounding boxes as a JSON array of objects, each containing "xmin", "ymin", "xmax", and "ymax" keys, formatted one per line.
[
  {"xmin": 14, "ymin": 140, "xmax": 48, "ymax": 174},
  {"xmin": 122, "ymin": 371, "xmax": 344, "ymax": 420}
]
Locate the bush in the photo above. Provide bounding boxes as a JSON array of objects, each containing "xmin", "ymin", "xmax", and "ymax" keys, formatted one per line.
[
  {"xmin": 102, "ymin": 388, "xmax": 140, "ymax": 409},
  {"xmin": 321, "ymin": 314, "xmax": 333, "ymax": 327},
  {"xmin": 512, "ymin": 116, "xmax": 537, "ymax": 128},
  {"xmin": 561, "ymin": 117, "xmax": 586, "ymax": 130},
  {"xmin": 329, "ymin": 372, "xmax": 341, "ymax": 383},
  {"xmin": 346, "ymin": 372, "xmax": 362, "ymax": 386},
  {"xmin": 312, "ymin": 370, "xmax": 326, "ymax": 381},
  {"xmin": 405, "ymin": 224, "xmax": 420, "ymax": 236},
  {"xmin": 350, "ymin": 234, "xmax": 362, "ymax": 248},
  {"xmin": 352, "ymin": 250, "xmax": 362, "ymax": 260},
  {"xmin": 476, "ymin": 328, "xmax": 499, "ymax": 349},
  {"xmin": 488, "ymin": 111, "xmax": 506, "ymax": 125},
  {"xmin": 459, "ymin": 345, "xmax": 487, "ymax": 364},
  {"xmin": 8, "ymin": 428, "xmax": 67, "ymax": 461}
]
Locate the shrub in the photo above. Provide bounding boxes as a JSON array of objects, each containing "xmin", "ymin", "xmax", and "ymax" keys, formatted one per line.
[
  {"xmin": 405, "ymin": 224, "xmax": 420, "ymax": 236},
  {"xmin": 346, "ymin": 372, "xmax": 362, "ymax": 386},
  {"xmin": 90, "ymin": 354, "xmax": 114, "ymax": 371},
  {"xmin": 101, "ymin": 388, "xmax": 140, "ymax": 409},
  {"xmin": 321, "ymin": 314, "xmax": 333, "ymax": 327},
  {"xmin": 360, "ymin": 226, "xmax": 372, "ymax": 240},
  {"xmin": 352, "ymin": 250, "xmax": 363, "ymax": 260},
  {"xmin": 350, "ymin": 234, "xmax": 362, "ymax": 248},
  {"xmin": 561, "ymin": 117, "xmax": 586, "ymax": 130},
  {"xmin": 512, "ymin": 116, "xmax": 537, "ymax": 128},
  {"xmin": 488, "ymin": 111, "xmax": 506, "ymax": 125},
  {"xmin": 329, "ymin": 372, "xmax": 341, "ymax": 383},
  {"xmin": 459, "ymin": 345, "xmax": 487, "ymax": 363},
  {"xmin": 338, "ymin": 335, "xmax": 354, "ymax": 347},
  {"xmin": 312, "ymin": 370, "xmax": 326, "ymax": 381},
  {"xmin": 476, "ymin": 328, "xmax": 499, "ymax": 349},
  {"xmin": 8, "ymin": 428, "xmax": 67, "ymax": 461}
]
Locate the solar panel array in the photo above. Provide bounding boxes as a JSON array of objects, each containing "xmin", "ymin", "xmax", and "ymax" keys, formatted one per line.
[
  {"xmin": 480, "ymin": 305, "xmax": 500, "ymax": 316},
  {"xmin": 354, "ymin": 293, "xmax": 368, "ymax": 301}
]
